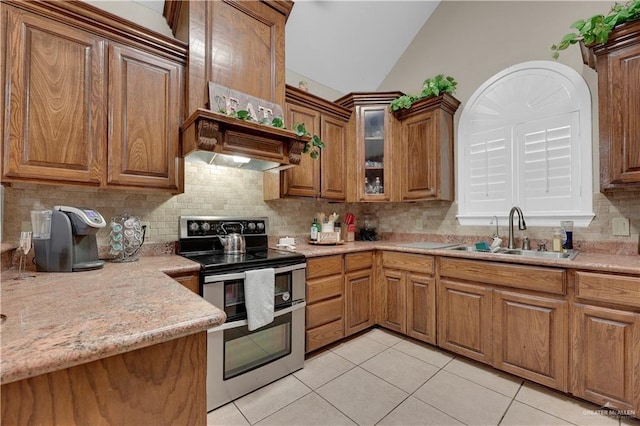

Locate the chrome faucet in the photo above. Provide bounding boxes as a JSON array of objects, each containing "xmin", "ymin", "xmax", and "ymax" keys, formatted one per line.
[{"xmin": 508, "ymin": 206, "xmax": 527, "ymax": 249}]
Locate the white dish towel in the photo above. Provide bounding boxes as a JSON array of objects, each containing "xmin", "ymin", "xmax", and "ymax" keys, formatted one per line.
[{"xmin": 244, "ymin": 268, "xmax": 275, "ymax": 331}]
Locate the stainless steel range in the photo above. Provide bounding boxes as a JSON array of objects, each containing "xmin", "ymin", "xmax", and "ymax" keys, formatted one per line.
[{"xmin": 178, "ymin": 216, "xmax": 306, "ymax": 412}]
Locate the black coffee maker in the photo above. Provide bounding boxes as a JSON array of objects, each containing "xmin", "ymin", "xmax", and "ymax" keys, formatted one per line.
[
  {"xmin": 33, "ymin": 205, "xmax": 106, "ymax": 272},
  {"xmin": 358, "ymin": 213, "xmax": 378, "ymax": 241}
]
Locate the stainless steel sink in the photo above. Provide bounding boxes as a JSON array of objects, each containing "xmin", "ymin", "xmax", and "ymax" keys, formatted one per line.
[
  {"xmin": 445, "ymin": 245, "xmax": 578, "ymax": 260},
  {"xmin": 495, "ymin": 248, "xmax": 579, "ymax": 260},
  {"xmin": 397, "ymin": 242, "xmax": 460, "ymax": 250},
  {"xmin": 447, "ymin": 245, "xmax": 480, "ymax": 252}
]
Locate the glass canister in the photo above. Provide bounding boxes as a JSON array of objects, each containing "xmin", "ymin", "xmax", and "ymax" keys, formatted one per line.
[{"xmin": 109, "ymin": 214, "xmax": 144, "ymax": 262}]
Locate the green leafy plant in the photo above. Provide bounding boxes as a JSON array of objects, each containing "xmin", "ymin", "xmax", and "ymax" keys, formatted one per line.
[
  {"xmin": 389, "ymin": 74, "xmax": 457, "ymax": 112},
  {"xmin": 292, "ymin": 123, "xmax": 325, "ymax": 159},
  {"xmin": 551, "ymin": 0, "xmax": 640, "ymax": 59}
]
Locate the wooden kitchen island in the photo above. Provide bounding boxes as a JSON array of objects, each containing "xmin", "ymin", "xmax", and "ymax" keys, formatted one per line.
[{"xmin": 0, "ymin": 256, "xmax": 224, "ymax": 425}]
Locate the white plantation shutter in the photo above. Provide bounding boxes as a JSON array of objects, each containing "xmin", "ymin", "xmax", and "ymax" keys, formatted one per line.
[
  {"xmin": 467, "ymin": 127, "xmax": 510, "ymax": 213},
  {"xmin": 518, "ymin": 113, "xmax": 580, "ymax": 213},
  {"xmin": 457, "ymin": 61, "xmax": 594, "ymax": 227}
]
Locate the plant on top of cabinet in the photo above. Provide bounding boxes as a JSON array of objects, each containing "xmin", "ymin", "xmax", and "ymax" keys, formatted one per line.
[
  {"xmin": 551, "ymin": 0, "xmax": 640, "ymax": 59},
  {"xmin": 389, "ymin": 74, "xmax": 458, "ymax": 112}
]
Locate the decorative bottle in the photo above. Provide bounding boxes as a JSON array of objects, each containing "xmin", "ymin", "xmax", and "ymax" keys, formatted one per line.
[{"xmin": 552, "ymin": 229, "xmax": 562, "ymax": 252}]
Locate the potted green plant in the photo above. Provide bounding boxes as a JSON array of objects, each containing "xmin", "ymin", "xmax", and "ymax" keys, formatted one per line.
[
  {"xmin": 551, "ymin": 0, "xmax": 640, "ymax": 59},
  {"xmin": 389, "ymin": 74, "xmax": 457, "ymax": 112}
]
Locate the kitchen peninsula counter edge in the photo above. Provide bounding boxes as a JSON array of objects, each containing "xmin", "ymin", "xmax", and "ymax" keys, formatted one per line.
[{"xmin": 0, "ymin": 256, "xmax": 224, "ymax": 385}]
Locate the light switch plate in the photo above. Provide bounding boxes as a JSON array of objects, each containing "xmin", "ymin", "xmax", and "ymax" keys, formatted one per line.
[{"xmin": 612, "ymin": 217, "xmax": 630, "ymax": 236}]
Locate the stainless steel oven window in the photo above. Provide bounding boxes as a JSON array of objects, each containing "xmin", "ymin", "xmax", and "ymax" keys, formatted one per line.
[{"xmin": 223, "ymin": 312, "xmax": 292, "ymax": 380}]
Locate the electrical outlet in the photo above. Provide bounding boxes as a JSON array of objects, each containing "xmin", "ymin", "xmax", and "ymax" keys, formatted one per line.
[{"xmin": 612, "ymin": 217, "xmax": 630, "ymax": 236}]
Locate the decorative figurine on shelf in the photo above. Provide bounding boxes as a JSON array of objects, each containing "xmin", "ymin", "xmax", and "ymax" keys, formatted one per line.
[{"xmin": 298, "ymin": 80, "xmax": 309, "ymax": 92}]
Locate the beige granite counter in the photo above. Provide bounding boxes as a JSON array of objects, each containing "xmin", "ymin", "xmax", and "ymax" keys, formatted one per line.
[
  {"xmin": 0, "ymin": 256, "xmax": 224, "ymax": 385},
  {"xmin": 287, "ymin": 240, "xmax": 640, "ymax": 275}
]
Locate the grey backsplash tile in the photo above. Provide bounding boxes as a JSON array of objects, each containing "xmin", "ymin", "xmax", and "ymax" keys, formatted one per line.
[{"xmin": 2, "ymin": 163, "xmax": 638, "ymax": 253}]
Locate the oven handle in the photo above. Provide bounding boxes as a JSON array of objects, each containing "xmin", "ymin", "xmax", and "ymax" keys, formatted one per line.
[
  {"xmin": 203, "ymin": 262, "xmax": 306, "ymax": 284},
  {"xmin": 208, "ymin": 300, "xmax": 306, "ymax": 332}
]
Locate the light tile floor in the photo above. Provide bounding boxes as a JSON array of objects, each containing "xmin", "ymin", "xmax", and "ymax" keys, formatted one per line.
[{"xmin": 208, "ymin": 328, "xmax": 640, "ymax": 426}]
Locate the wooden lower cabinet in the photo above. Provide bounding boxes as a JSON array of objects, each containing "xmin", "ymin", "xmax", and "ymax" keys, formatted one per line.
[
  {"xmin": 437, "ymin": 279, "xmax": 493, "ymax": 364},
  {"xmin": 407, "ymin": 273, "xmax": 436, "ymax": 343},
  {"xmin": 572, "ymin": 304, "xmax": 640, "ymax": 412},
  {"xmin": 379, "ymin": 252, "xmax": 436, "ymax": 344},
  {"xmin": 344, "ymin": 252, "xmax": 374, "ymax": 336},
  {"xmin": 305, "ymin": 255, "xmax": 344, "ymax": 352},
  {"xmin": 437, "ymin": 257, "xmax": 569, "ymax": 391},
  {"xmin": 494, "ymin": 290, "xmax": 568, "ymax": 391},
  {"xmin": 167, "ymin": 271, "xmax": 200, "ymax": 294},
  {"xmin": 380, "ymin": 269, "xmax": 406, "ymax": 333},
  {"xmin": 571, "ymin": 270, "xmax": 640, "ymax": 413},
  {"xmin": 1, "ymin": 332, "xmax": 207, "ymax": 425}
]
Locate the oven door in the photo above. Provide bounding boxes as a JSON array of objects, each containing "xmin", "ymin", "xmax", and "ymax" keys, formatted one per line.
[
  {"xmin": 203, "ymin": 263, "xmax": 306, "ymax": 321},
  {"xmin": 206, "ymin": 301, "xmax": 305, "ymax": 411}
]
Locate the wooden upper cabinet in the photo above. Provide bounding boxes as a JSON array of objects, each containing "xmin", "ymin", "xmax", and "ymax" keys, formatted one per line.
[
  {"xmin": 2, "ymin": 7, "xmax": 105, "ymax": 185},
  {"xmin": 320, "ymin": 114, "xmax": 348, "ymax": 200},
  {"xmin": 282, "ymin": 103, "xmax": 321, "ymax": 197},
  {"xmin": 265, "ymin": 85, "xmax": 351, "ymax": 200},
  {"xmin": 168, "ymin": 0, "xmax": 291, "ymax": 115},
  {"xmin": 583, "ymin": 20, "xmax": 640, "ymax": 191},
  {"xmin": 394, "ymin": 93, "xmax": 460, "ymax": 201},
  {"xmin": 336, "ymin": 92, "xmax": 402, "ymax": 203},
  {"xmin": 1, "ymin": 1, "xmax": 187, "ymax": 192},
  {"xmin": 107, "ymin": 44, "xmax": 183, "ymax": 192}
]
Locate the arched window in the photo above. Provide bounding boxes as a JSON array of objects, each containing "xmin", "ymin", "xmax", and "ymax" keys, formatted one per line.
[{"xmin": 457, "ymin": 61, "xmax": 594, "ymax": 227}]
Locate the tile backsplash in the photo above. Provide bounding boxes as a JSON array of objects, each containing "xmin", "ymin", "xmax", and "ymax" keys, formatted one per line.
[{"xmin": 2, "ymin": 162, "xmax": 639, "ymax": 253}]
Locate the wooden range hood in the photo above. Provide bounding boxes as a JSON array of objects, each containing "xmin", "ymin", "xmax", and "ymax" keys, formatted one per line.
[
  {"xmin": 165, "ymin": 0, "xmax": 306, "ymax": 171},
  {"xmin": 180, "ymin": 109, "xmax": 310, "ymax": 171}
]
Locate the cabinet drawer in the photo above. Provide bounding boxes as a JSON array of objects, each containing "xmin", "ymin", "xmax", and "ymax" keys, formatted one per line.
[
  {"xmin": 345, "ymin": 251, "xmax": 373, "ymax": 272},
  {"xmin": 306, "ymin": 297, "xmax": 343, "ymax": 329},
  {"xmin": 575, "ymin": 271, "xmax": 640, "ymax": 308},
  {"xmin": 307, "ymin": 255, "xmax": 343, "ymax": 279},
  {"xmin": 307, "ymin": 275, "xmax": 343, "ymax": 303},
  {"xmin": 306, "ymin": 319, "xmax": 344, "ymax": 353},
  {"xmin": 439, "ymin": 258, "xmax": 566, "ymax": 295},
  {"xmin": 382, "ymin": 251, "xmax": 434, "ymax": 274}
]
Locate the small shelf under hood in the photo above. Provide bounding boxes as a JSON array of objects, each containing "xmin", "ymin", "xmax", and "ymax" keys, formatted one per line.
[{"xmin": 180, "ymin": 109, "xmax": 311, "ymax": 171}]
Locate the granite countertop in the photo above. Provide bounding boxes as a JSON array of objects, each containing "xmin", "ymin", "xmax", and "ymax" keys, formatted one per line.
[
  {"xmin": 0, "ymin": 256, "xmax": 224, "ymax": 385},
  {"xmin": 286, "ymin": 240, "xmax": 640, "ymax": 275}
]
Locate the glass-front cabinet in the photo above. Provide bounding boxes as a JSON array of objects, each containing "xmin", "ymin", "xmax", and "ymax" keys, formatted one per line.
[
  {"xmin": 336, "ymin": 92, "xmax": 402, "ymax": 202},
  {"xmin": 363, "ymin": 108, "xmax": 386, "ymax": 198}
]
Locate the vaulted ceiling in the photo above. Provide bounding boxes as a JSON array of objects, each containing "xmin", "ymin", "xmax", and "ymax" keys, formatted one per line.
[
  {"xmin": 134, "ymin": 0, "xmax": 439, "ymax": 94},
  {"xmin": 285, "ymin": 1, "xmax": 439, "ymax": 93}
]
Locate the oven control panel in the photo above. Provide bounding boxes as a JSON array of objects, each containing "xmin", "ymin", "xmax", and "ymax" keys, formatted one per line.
[{"xmin": 180, "ymin": 217, "xmax": 268, "ymax": 238}]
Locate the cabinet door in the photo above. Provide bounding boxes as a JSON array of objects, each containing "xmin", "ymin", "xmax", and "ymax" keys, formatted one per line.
[
  {"xmin": 320, "ymin": 115, "xmax": 347, "ymax": 200},
  {"xmin": 380, "ymin": 269, "xmax": 405, "ymax": 333},
  {"xmin": 108, "ymin": 44, "xmax": 182, "ymax": 192},
  {"xmin": 572, "ymin": 304, "xmax": 639, "ymax": 412},
  {"xmin": 400, "ymin": 109, "xmax": 438, "ymax": 200},
  {"xmin": 282, "ymin": 103, "xmax": 320, "ymax": 197},
  {"xmin": 437, "ymin": 279, "xmax": 493, "ymax": 364},
  {"xmin": 494, "ymin": 290, "xmax": 568, "ymax": 391},
  {"xmin": 407, "ymin": 274, "xmax": 436, "ymax": 344},
  {"xmin": 358, "ymin": 106, "xmax": 393, "ymax": 202},
  {"xmin": 345, "ymin": 269, "xmax": 374, "ymax": 336},
  {"xmin": 598, "ymin": 40, "xmax": 640, "ymax": 189},
  {"xmin": 3, "ymin": 7, "xmax": 105, "ymax": 184},
  {"xmin": 170, "ymin": 273, "xmax": 200, "ymax": 294}
]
